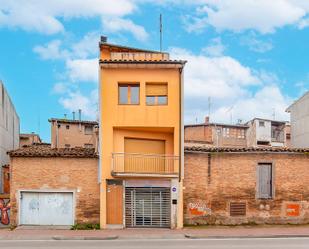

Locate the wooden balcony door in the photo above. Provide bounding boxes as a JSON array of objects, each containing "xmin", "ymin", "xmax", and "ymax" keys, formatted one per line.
[{"xmin": 124, "ymin": 138, "xmax": 165, "ymax": 173}]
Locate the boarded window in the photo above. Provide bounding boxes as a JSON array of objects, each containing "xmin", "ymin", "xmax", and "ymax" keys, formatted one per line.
[
  {"xmin": 146, "ymin": 83, "xmax": 168, "ymax": 105},
  {"xmin": 230, "ymin": 202, "xmax": 246, "ymax": 216},
  {"xmin": 257, "ymin": 163, "xmax": 273, "ymax": 199}
]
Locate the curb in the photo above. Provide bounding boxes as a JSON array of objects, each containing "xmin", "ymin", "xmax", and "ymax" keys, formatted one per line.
[
  {"xmin": 52, "ymin": 235, "xmax": 119, "ymax": 240},
  {"xmin": 184, "ymin": 234, "xmax": 309, "ymax": 239}
]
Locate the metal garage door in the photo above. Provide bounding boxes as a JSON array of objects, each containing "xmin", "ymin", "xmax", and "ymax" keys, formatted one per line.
[
  {"xmin": 20, "ymin": 192, "xmax": 74, "ymax": 225},
  {"xmin": 125, "ymin": 187, "xmax": 170, "ymax": 228}
]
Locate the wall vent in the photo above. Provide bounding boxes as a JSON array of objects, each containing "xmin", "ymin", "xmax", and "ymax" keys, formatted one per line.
[{"xmin": 230, "ymin": 202, "xmax": 246, "ymax": 216}]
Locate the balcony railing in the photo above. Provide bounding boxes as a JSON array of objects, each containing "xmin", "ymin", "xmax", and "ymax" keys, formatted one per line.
[{"xmin": 111, "ymin": 152, "xmax": 179, "ymax": 177}]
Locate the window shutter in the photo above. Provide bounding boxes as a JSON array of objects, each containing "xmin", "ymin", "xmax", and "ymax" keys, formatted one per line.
[
  {"xmin": 146, "ymin": 84, "xmax": 167, "ymax": 96},
  {"xmin": 258, "ymin": 164, "xmax": 272, "ymax": 199}
]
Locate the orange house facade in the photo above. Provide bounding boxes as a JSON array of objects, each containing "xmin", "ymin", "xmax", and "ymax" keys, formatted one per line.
[{"xmin": 99, "ymin": 37, "xmax": 186, "ymax": 229}]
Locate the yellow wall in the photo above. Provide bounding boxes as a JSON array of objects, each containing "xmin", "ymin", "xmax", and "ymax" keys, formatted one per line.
[{"xmin": 99, "ymin": 47, "xmax": 183, "ymax": 228}]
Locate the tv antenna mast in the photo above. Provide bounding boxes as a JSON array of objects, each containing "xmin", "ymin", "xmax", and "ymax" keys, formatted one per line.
[{"xmin": 160, "ymin": 14, "xmax": 163, "ymax": 52}]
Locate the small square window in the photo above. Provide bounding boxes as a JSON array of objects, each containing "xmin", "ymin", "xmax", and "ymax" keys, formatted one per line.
[
  {"xmin": 85, "ymin": 125, "xmax": 93, "ymax": 135},
  {"xmin": 259, "ymin": 121, "xmax": 265, "ymax": 127},
  {"xmin": 66, "ymin": 125, "xmax": 70, "ymax": 130},
  {"xmin": 57, "ymin": 124, "xmax": 61, "ymax": 128},
  {"xmin": 118, "ymin": 84, "xmax": 140, "ymax": 105}
]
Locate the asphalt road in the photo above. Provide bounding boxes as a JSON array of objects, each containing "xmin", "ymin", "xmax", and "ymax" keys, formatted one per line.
[{"xmin": 0, "ymin": 238, "xmax": 309, "ymax": 249}]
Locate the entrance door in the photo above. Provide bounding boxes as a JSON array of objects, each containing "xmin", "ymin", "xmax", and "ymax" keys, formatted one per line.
[
  {"xmin": 107, "ymin": 180, "xmax": 123, "ymax": 225},
  {"xmin": 20, "ymin": 192, "xmax": 74, "ymax": 225},
  {"xmin": 125, "ymin": 187, "xmax": 170, "ymax": 228}
]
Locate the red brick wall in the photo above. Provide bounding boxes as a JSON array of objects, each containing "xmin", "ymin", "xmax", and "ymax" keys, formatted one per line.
[
  {"xmin": 185, "ymin": 126, "xmax": 213, "ymax": 143},
  {"xmin": 184, "ymin": 152, "xmax": 309, "ymax": 225},
  {"xmin": 10, "ymin": 157, "xmax": 99, "ymax": 226}
]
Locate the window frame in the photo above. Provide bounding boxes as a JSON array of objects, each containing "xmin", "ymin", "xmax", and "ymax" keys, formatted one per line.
[
  {"xmin": 84, "ymin": 125, "xmax": 94, "ymax": 135},
  {"xmin": 118, "ymin": 83, "xmax": 140, "ymax": 105},
  {"xmin": 256, "ymin": 162, "xmax": 274, "ymax": 200},
  {"xmin": 145, "ymin": 83, "xmax": 168, "ymax": 106}
]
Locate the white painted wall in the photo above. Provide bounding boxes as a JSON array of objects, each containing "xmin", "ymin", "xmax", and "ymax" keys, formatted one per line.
[
  {"xmin": 0, "ymin": 81, "xmax": 19, "ymax": 192},
  {"xmin": 288, "ymin": 92, "xmax": 309, "ymax": 148},
  {"xmin": 255, "ymin": 119, "xmax": 272, "ymax": 142}
]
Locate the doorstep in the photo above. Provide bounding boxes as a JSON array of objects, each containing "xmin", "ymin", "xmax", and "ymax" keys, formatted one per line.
[{"xmin": 16, "ymin": 225, "xmax": 71, "ymax": 230}]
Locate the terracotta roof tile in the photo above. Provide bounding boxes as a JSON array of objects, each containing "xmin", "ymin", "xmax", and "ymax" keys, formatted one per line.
[
  {"xmin": 184, "ymin": 145, "xmax": 309, "ymax": 153},
  {"xmin": 8, "ymin": 144, "xmax": 98, "ymax": 158}
]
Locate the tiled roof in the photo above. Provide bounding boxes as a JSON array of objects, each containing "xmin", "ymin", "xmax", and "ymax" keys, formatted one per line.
[
  {"xmin": 184, "ymin": 145, "xmax": 309, "ymax": 153},
  {"xmin": 185, "ymin": 123, "xmax": 249, "ymax": 128},
  {"xmin": 99, "ymin": 59, "xmax": 186, "ymax": 64},
  {"xmin": 48, "ymin": 118, "xmax": 98, "ymax": 125},
  {"xmin": 8, "ymin": 144, "xmax": 98, "ymax": 158}
]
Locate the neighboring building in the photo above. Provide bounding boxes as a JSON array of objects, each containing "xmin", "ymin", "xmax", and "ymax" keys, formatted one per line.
[
  {"xmin": 246, "ymin": 118, "xmax": 288, "ymax": 147},
  {"xmin": 8, "ymin": 144, "xmax": 99, "ymax": 226},
  {"xmin": 185, "ymin": 117, "xmax": 248, "ymax": 148},
  {"xmin": 99, "ymin": 37, "xmax": 186, "ymax": 229},
  {"xmin": 0, "ymin": 81, "xmax": 19, "ymax": 193},
  {"xmin": 49, "ymin": 116, "xmax": 99, "ymax": 149},
  {"xmin": 184, "ymin": 145, "xmax": 309, "ymax": 225},
  {"xmin": 19, "ymin": 133, "xmax": 42, "ymax": 147},
  {"xmin": 286, "ymin": 91, "xmax": 309, "ymax": 148}
]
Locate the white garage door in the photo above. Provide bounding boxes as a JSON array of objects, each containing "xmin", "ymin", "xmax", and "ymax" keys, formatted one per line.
[{"xmin": 20, "ymin": 192, "xmax": 74, "ymax": 226}]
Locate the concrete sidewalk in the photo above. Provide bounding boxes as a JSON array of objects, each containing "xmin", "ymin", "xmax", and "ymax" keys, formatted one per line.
[{"xmin": 1, "ymin": 225, "xmax": 309, "ymax": 240}]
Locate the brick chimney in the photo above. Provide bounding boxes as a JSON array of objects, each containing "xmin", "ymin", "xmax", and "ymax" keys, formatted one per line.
[{"xmin": 205, "ymin": 116, "xmax": 210, "ymax": 124}]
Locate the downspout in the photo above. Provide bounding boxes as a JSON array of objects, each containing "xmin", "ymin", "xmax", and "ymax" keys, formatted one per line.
[{"xmin": 178, "ymin": 66, "xmax": 184, "ymax": 183}]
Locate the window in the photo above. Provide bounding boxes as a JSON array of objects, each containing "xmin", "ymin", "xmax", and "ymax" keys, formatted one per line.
[
  {"xmin": 257, "ymin": 163, "xmax": 273, "ymax": 199},
  {"xmin": 57, "ymin": 124, "xmax": 61, "ymax": 128},
  {"xmin": 237, "ymin": 129, "xmax": 245, "ymax": 139},
  {"xmin": 223, "ymin": 128, "xmax": 230, "ymax": 137},
  {"xmin": 286, "ymin": 133, "xmax": 291, "ymax": 139},
  {"xmin": 66, "ymin": 125, "xmax": 70, "ymax": 130},
  {"xmin": 119, "ymin": 84, "xmax": 140, "ymax": 105},
  {"xmin": 65, "ymin": 144, "xmax": 71, "ymax": 148},
  {"xmin": 259, "ymin": 121, "xmax": 265, "ymax": 127},
  {"xmin": 146, "ymin": 83, "xmax": 168, "ymax": 105},
  {"xmin": 85, "ymin": 125, "xmax": 93, "ymax": 135},
  {"xmin": 84, "ymin": 143, "xmax": 94, "ymax": 148}
]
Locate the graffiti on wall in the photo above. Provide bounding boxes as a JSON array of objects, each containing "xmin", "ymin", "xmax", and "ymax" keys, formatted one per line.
[
  {"xmin": 188, "ymin": 202, "xmax": 212, "ymax": 216},
  {"xmin": 286, "ymin": 203, "xmax": 300, "ymax": 217},
  {"xmin": 0, "ymin": 199, "xmax": 11, "ymax": 225}
]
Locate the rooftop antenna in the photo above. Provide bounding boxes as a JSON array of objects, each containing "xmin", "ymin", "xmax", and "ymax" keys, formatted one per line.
[
  {"xmin": 208, "ymin": 97, "xmax": 211, "ymax": 122},
  {"xmin": 226, "ymin": 105, "xmax": 234, "ymax": 124},
  {"xmin": 160, "ymin": 13, "xmax": 163, "ymax": 52},
  {"xmin": 272, "ymin": 108, "xmax": 276, "ymax": 120}
]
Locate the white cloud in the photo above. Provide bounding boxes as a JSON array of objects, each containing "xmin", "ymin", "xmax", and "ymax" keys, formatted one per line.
[
  {"xmin": 169, "ymin": 47, "xmax": 290, "ymax": 124},
  {"xmin": 241, "ymin": 33, "xmax": 273, "ymax": 53},
  {"xmin": 33, "ymin": 40, "xmax": 69, "ymax": 60},
  {"xmin": 0, "ymin": 0, "xmax": 142, "ymax": 38},
  {"xmin": 102, "ymin": 17, "xmax": 149, "ymax": 41},
  {"xmin": 66, "ymin": 58, "xmax": 98, "ymax": 83},
  {"xmin": 52, "ymin": 82, "xmax": 69, "ymax": 94},
  {"xmin": 202, "ymin": 37, "xmax": 225, "ymax": 57},
  {"xmin": 184, "ymin": 0, "xmax": 309, "ymax": 34},
  {"xmin": 59, "ymin": 90, "xmax": 98, "ymax": 120}
]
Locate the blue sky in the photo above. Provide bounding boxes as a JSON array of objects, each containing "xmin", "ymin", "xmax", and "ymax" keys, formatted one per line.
[{"xmin": 1, "ymin": 0, "xmax": 309, "ymax": 142}]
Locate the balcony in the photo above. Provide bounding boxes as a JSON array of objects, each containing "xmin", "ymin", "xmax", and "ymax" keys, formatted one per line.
[{"xmin": 111, "ymin": 152, "xmax": 179, "ymax": 177}]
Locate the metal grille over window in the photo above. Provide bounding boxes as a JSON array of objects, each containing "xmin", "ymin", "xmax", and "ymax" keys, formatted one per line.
[
  {"xmin": 125, "ymin": 187, "xmax": 171, "ymax": 228},
  {"xmin": 230, "ymin": 202, "xmax": 246, "ymax": 216}
]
